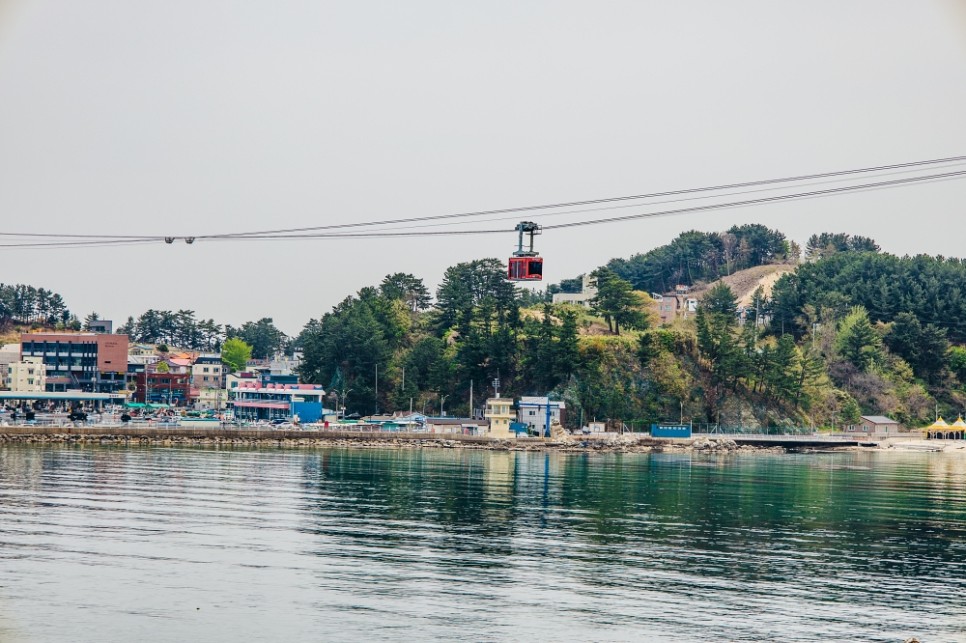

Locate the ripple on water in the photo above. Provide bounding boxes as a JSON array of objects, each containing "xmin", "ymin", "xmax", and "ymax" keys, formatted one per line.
[{"xmin": 0, "ymin": 446, "xmax": 964, "ymax": 642}]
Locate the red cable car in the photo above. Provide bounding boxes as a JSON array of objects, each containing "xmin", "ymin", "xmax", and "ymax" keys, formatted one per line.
[{"xmin": 507, "ymin": 221, "xmax": 543, "ymax": 282}]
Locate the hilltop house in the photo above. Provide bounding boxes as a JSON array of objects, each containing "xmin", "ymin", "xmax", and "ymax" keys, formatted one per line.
[{"xmin": 551, "ymin": 274, "xmax": 597, "ymax": 308}]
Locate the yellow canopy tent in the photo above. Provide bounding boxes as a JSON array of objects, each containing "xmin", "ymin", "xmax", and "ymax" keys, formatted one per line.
[
  {"xmin": 922, "ymin": 416, "xmax": 952, "ymax": 439},
  {"xmin": 950, "ymin": 417, "xmax": 966, "ymax": 439}
]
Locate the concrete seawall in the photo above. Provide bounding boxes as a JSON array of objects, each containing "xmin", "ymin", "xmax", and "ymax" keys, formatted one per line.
[
  {"xmin": 0, "ymin": 425, "xmax": 564, "ymax": 449},
  {"xmin": 0, "ymin": 426, "xmax": 798, "ymax": 453}
]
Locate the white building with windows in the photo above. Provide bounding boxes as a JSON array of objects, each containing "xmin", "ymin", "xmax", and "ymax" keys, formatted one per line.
[
  {"xmin": 6, "ymin": 356, "xmax": 47, "ymax": 393},
  {"xmin": 551, "ymin": 274, "xmax": 597, "ymax": 307},
  {"xmin": 192, "ymin": 355, "xmax": 224, "ymax": 389},
  {"xmin": 517, "ymin": 396, "xmax": 565, "ymax": 436}
]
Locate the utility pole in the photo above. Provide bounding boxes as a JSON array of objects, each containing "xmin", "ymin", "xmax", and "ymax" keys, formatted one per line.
[
  {"xmin": 469, "ymin": 380, "xmax": 473, "ymax": 419},
  {"xmin": 545, "ymin": 400, "xmax": 551, "ymax": 438},
  {"xmin": 374, "ymin": 364, "xmax": 379, "ymax": 415}
]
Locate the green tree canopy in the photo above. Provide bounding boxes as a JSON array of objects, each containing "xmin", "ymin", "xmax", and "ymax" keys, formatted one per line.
[
  {"xmin": 226, "ymin": 318, "xmax": 288, "ymax": 360},
  {"xmin": 590, "ymin": 267, "xmax": 648, "ymax": 335},
  {"xmin": 380, "ymin": 273, "xmax": 432, "ymax": 312},
  {"xmin": 835, "ymin": 307, "xmax": 882, "ymax": 372},
  {"xmin": 221, "ymin": 337, "xmax": 253, "ymax": 373}
]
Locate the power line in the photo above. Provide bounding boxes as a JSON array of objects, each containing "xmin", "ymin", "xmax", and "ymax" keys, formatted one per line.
[
  {"xmin": 196, "ymin": 153, "xmax": 966, "ymax": 239},
  {"xmin": 190, "ymin": 168, "xmax": 966, "ymax": 240},
  {"xmin": 0, "ymin": 239, "xmax": 160, "ymax": 250},
  {"xmin": 272, "ymin": 162, "xmax": 966, "ymax": 235},
  {"xmin": 0, "ymin": 154, "xmax": 963, "ymax": 246},
  {"xmin": 543, "ymin": 167, "xmax": 966, "ymax": 230}
]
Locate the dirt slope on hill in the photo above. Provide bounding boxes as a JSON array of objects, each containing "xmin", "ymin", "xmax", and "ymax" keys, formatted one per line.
[{"xmin": 692, "ymin": 264, "xmax": 796, "ymax": 307}]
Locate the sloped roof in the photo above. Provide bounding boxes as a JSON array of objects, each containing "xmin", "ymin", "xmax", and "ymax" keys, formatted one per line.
[{"xmin": 861, "ymin": 415, "xmax": 898, "ymax": 425}]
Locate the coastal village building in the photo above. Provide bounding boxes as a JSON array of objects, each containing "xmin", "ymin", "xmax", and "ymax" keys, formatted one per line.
[
  {"xmin": 517, "ymin": 396, "xmax": 565, "ymax": 436},
  {"xmin": 848, "ymin": 415, "xmax": 902, "ymax": 437},
  {"xmin": 194, "ymin": 387, "xmax": 227, "ymax": 411},
  {"xmin": 159, "ymin": 357, "xmax": 192, "ymax": 374},
  {"xmin": 365, "ymin": 413, "xmax": 425, "ymax": 431},
  {"xmin": 551, "ymin": 274, "xmax": 598, "ymax": 307},
  {"xmin": 0, "ymin": 343, "xmax": 21, "ymax": 389},
  {"xmin": 129, "ymin": 344, "xmax": 157, "ymax": 358},
  {"xmin": 133, "ymin": 358, "xmax": 191, "ymax": 405},
  {"xmin": 484, "ymin": 398, "xmax": 514, "ymax": 438},
  {"xmin": 425, "ymin": 416, "xmax": 489, "ymax": 435},
  {"xmin": 5, "ymin": 357, "xmax": 46, "ymax": 393},
  {"xmin": 191, "ymin": 355, "xmax": 224, "ymax": 389},
  {"xmin": 20, "ymin": 332, "xmax": 129, "ymax": 393},
  {"xmin": 87, "ymin": 319, "xmax": 113, "ymax": 334},
  {"xmin": 652, "ymin": 286, "xmax": 698, "ymax": 325},
  {"xmin": 226, "ymin": 371, "xmax": 259, "ymax": 393},
  {"xmin": 229, "ymin": 382, "xmax": 326, "ymax": 423},
  {"xmin": 134, "ymin": 370, "xmax": 191, "ymax": 406}
]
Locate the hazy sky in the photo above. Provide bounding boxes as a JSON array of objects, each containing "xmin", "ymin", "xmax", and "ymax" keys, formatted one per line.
[{"xmin": 2, "ymin": 1, "xmax": 966, "ymax": 334}]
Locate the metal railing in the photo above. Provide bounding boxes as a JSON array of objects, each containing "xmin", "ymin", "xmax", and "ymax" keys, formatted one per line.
[{"xmin": 692, "ymin": 424, "xmax": 818, "ymax": 436}]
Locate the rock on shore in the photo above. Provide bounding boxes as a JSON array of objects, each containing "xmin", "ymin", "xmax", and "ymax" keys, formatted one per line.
[{"xmin": 0, "ymin": 431, "xmax": 784, "ymax": 454}]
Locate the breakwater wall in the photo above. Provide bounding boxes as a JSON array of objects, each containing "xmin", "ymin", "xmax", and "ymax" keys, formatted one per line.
[
  {"xmin": 0, "ymin": 425, "xmax": 573, "ymax": 449},
  {"xmin": 0, "ymin": 426, "xmax": 793, "ymax": 453}
]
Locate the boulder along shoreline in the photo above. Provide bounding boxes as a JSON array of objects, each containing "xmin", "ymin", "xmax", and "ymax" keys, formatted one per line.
[{"xmin": 0, "ymin": 432, "xmax": 787, "ymax": 454}]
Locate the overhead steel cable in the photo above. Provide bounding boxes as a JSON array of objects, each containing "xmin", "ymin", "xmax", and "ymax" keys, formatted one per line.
[
  {"xmin": 541, "ymin": 167, "xmax": 966, "ymax": 231},
  {"xmin": 0, "ymin": 238, "xmax": 161, "ymax": 249},
  {"xmin": 195, "ymin": 153, "xmax": 966, "ymax": 239},
  {"xmin": 1, "ymin": 154, "xmax": 964, "ymax": 245},
  {"xmin": 0, "ymin": 232, "xmax": 162, "ymax": 240},
  {"xmin": 195, "ymin": 168, "xmax": 966, "ymax": 240},
  {"xmin": 270, "ymin": 162, "xmax": 966, "ymax": 234}
]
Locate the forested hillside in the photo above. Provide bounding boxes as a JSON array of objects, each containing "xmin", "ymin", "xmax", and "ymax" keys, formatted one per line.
[
  {"xmin": 7, "ymin": 224, "xmax": 965, "ymax": 430},
  {"xmin": 297, "ymin": 227, "xmax": 966, "ymax": 429},
  {"xmin": 0, "ymin": 283, "xmax": 75, "ymax": 328}
]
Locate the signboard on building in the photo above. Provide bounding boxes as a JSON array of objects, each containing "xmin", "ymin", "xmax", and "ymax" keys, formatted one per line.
[{"xmin": 650, "ymin": 424, "xmax": 692, "ymax": 438}]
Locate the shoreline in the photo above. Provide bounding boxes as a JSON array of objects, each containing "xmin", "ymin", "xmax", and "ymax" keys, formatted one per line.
[
  {"xmin": 0, "ymin": 425, "xmax": 777, "ymax": 453},
  {"xmin": 0, "ymin": 426, "xmax": 962, "ymax": 454}
]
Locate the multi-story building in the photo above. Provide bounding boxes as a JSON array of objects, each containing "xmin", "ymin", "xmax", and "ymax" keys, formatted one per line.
[
  {"xmin": 230, "ymin": 382, "xmax": 326, "ymax": 423},
  {"xmin": 484, "ymin": 398, "xmax": 515, "ymax": 438},
  {"xmin": 0, "ymin": 343, "xmax": 21, "ymax": 389},
  {"xmin": 652, "ymin": 289, "xmax": 698, "ymax": 325},
  {"xmin": 20, "ymin": 332, "xmax": 128, "ymax": 392},
  {"xmin": 226, "ymin": 371, "xmax": 259, "ymax": 393},
  {"xmin": 134, "ymin": 369, "xmax": 191, "ymax": 406},
  {"xmin": 191, "ymin": 355, "xmax": 224, "ymax": 389},
  {"xmin": 194, "ymin": 387, "xmax": 228, "ymax": 411},
  {"xmin": 517, "ymin": 396, "xmax": 566, "ymax": 436},
  {"xmin": 5, "ymin": 357, "xmax": 46, "ymax": 392}
]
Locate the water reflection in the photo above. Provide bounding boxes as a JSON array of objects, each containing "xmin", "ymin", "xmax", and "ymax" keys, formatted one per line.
[{"xmin": 0, "ymin": 446, "xmax": 964, "ymax": 642}]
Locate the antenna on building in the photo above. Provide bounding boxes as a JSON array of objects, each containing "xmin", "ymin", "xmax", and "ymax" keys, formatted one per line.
[{"xmin": 492, "ymin": 376, "xmax": 500, "ymax": 399}]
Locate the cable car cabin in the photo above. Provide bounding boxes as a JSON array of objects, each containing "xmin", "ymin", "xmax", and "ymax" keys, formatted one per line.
[{"xmin": 508, "ymin": 256, "xmax": 543, "ymax": 281}]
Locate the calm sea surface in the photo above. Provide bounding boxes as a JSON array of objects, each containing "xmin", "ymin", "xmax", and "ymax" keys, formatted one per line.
[{"xmin": 0, "ymin": 446, "xmax": 963, "ymax": 642}]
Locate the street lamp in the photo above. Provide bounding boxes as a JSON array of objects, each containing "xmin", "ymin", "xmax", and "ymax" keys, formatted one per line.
[{"xmin": 440, "ymin": 394, "xmax": 448, "ymax": 417}]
